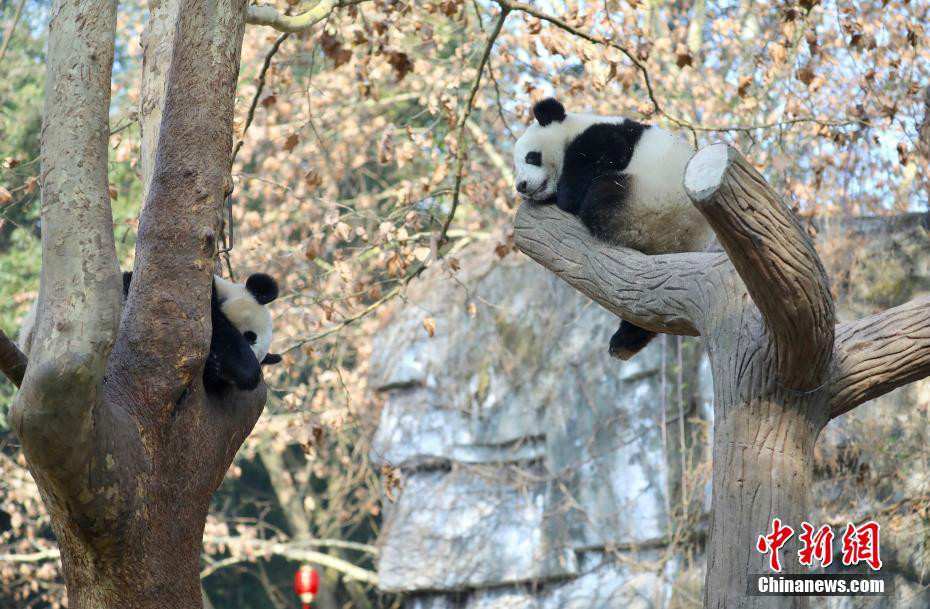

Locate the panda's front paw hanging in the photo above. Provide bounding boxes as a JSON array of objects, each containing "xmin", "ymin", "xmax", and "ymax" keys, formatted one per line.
[{"xmin": 608, "ymin": 321, "xmax": 657, "ymax": 361}]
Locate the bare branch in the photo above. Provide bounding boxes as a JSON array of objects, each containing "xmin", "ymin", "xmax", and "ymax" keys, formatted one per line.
[
  {"xmin": 0, "ymin": 548, "xmax": 60, "ymax": 563},
  {"xmin": 139, "ymin": 0, "xmax": 180, "ymax": 201},
  {"xmin": 0, "ymin": 0, "xmax": 26, "ymax": 67},
  {"xmin": 918, "ymin": 86, "xmax": 930, "ymax": 160},
  {"xmin": 829, "ymin": 296, "xmax": 930, "ymax": 417},
  {"xmin": 0, "ymin": 329, "xmax": 26, "ymax": 387},
  {"xmin": 11, "ymin": 0, "xmax": 122, "ymax": 466},
  {"xmin": 442, "ymin": 7, "xmax": 509, "ymax": 245},
  {"xmin": 685, "ymin": 144, "xmax": 835, "ymax": 390},
  {"xmin": 246, "ymin": 0, "xmax": 361, "ymax": 33},
  {"xmin": 231, "ymin": 32, "xmax": 290, "ymax": 166},
  {"xmin": 202, "ymin": 536, "xmax": 378, "ymax": 583},
  {"xmin": 513, "ymin": 202, "xmax": 715, "ymax": 336}
]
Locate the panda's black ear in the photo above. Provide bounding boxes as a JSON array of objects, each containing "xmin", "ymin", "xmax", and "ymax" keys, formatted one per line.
[
  {"xmin": 245, "ymin": 273, "xmax": 279, "ymax": 305},
  {"xmin": 533, "ymin": 98, "xmax": 566, "ymax": 126}
]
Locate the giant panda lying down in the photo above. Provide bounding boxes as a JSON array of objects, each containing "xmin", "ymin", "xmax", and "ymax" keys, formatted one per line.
[{"xmin": 512, "ymin": 98, "xmax": 714, "ymax": 359}]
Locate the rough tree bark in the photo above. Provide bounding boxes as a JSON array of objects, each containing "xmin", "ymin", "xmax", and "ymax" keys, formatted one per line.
[
  {"xmin": 0, "ymin": 0, "xmax": 260, "ymax": 607},
  {"xmin": 514, "ymin": 143, "xmax": 930, "ymax": 609}
]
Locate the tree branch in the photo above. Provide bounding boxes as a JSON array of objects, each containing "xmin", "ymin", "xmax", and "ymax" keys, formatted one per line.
[
  {"xmin": 513, "ymin": 202, "xmax": 716, "ymax": 336},
  {"xmin": 10, "ymin": 0, "xmax": 122, "ymax": 467},
  {"xmin": 685, "ymin": 144, "xmax": 835, "ymax": 390},
  {"xmin": 0, "ymin": 329, "xmax": 26, "ymax": 387},
  {"xmin": 231, "ymin": 32, "xmax": 290, "ymax": 166},
  {"xmin": 113, "ymin": 0, "xmax": 249, "ymax": 403},
  {"xmin": 829, "ymin": 296, "xmax": 930, "ymax": 417},
  {"xmin": 441, "ymin": 7, "xmax": 509, "ymax": 245},
  {"xmin": 202, "ymin": 536, "xmax": 378, "ymax": 584},
  {"xmin": 246, "ymin": 0, "xmax": 360, "ymax": 33},
  {"xmin": 0, "ymin": 0, "xmax": 26, "ymax": 67}
]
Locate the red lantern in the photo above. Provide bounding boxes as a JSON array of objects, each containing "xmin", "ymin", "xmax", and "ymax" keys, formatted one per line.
[{"xmin": 294, "ymin": 565, "xmax": 320, "ymax": 609}]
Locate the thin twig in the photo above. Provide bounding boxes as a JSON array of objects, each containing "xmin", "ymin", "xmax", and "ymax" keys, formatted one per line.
[
  {"xmin": 441, "ymin": 6, "xmax": 510, "ymax": 245},
  {"xmin": 231, "ymin": 32, "xmax": 291, "ymax": 167},
  {"xmin": 0, "ymin": 0, "xmax": 26, "ymax": 68}
]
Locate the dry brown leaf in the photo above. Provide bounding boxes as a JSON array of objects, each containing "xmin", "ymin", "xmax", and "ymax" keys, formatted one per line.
[
  {"xmin": 320, "ymin": 31, "xmax": 352, "ymax": 68},
  {"xmin": 675, "ymin": 44, "xmax": 693, "ymax": 68},
  {"xmin": 283, "ymin": 133, "xmax": 300, "ymax": 152},
  {"xmin": 24, "ymin": 176, "xmax": 37, "ymax": 195},
  {"xmin": 304, "ymin": 169, "xmax": 322, "ymax": 190},
  {"xmin": 768, "ymin": 42, "xmax": 787, "ymax": 63},
  {"xmin": 422, "ymin": 317, "xmax": 436, "ymax": 337},
  {"xmin": 385, "ymin": 50, "xmax": 414, "ymax": 81},
  {"xmin": 796, "ymin": 65, "xmax": 816, "ymax": 86},
  {"xmin": 0, "ymin": 186, "xmax": 12, "ymax": 205},
  {"xmin": 108, "ymin": 184, "xmax": 119, "ymax": 201},
  {"xmin": 386, "ymin": 252, "xmax": 405, "ymax": 278},
  {"xmin": 737, "ymin": 75, "xmax": 752, "ymax": 98}
]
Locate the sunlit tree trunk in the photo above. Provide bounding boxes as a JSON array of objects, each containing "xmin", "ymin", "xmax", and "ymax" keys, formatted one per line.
[{"xmin": 0, "ymin": 0, "xmax": 260, "ymax": 607}]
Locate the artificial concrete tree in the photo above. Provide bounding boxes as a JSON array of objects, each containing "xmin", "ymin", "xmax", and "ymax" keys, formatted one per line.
[{"xmin": 514, "ymin": 143, "xmax": 930, "ymax": 609}]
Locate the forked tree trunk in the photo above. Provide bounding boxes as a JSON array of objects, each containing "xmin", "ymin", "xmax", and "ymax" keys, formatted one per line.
[
  {"xmin": 514, "ymin": 144, "xmax": 930, "ymax": 608},
  {"xmin": 0, "ymin": 0, "xmax": 260, "ymax": 607}
]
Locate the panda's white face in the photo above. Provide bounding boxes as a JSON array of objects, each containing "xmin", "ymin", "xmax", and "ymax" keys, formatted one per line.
[
  {"xmin": 213, "ymin": 274, "xmax": 277, "ymax": 362},
  {"xmin": 512, "ymin": 98, "xmax": 591, "ymax": 202},
  {"xmin": 513, "ymin": 123, "xmax": 567, "ymax": 202}
]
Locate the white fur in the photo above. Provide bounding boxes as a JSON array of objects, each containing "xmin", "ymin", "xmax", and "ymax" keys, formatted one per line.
[
  {"xmin": 213, "ymin": 275, "xmax": 273, "ymax": 362},
  {"xmin": 513, "ymin": 111, "xmax": 714, "ymax": 254}
]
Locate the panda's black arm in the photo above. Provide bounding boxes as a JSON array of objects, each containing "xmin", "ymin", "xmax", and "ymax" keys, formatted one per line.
[{"xmin": 555, "ymin": 154, "xmax": 595, "ymax": 215}]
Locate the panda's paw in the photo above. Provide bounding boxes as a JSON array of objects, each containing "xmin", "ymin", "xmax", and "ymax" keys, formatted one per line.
[
  {"xmin": 608, "ymin": 340, "xmax": 637, "ymax": 361},
  {"xmin": 608, "ymin": 321, "xmax": 657, "ymax": 361}
]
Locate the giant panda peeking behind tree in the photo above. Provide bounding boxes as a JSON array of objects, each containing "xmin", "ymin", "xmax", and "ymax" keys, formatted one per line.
[
  {"xmin": 121, "ymin": 271, "xmax": 284, "ymax": 394},
  {"xmin": 513, "ymin": 98, "xmax": 715, "ymax": 360},
  {"xmin": 20, "ymin": 271, "xmax": 283, "ymax": 396}
]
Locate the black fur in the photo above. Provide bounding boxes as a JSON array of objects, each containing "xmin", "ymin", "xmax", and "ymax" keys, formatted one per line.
[
  {"xmin": 550, "ymin": 119, "xmax": 657, "ymax": 360},
  {"xmin": 246, "ymin": 273, "xmax": 279, "ymax": 305},
  {"xmin": 556, "ymin": 120, "xmax": 647, "ymax": 219},
  {"xmin": 122, "ymin": 271, "xmax": 275, "ymax": 394},
  {"xmin": 203, "ymin": 281, "xmax": 262, "ymax": 394},
  {"xmin": 608, "ymin": 321, "xmax": 657, "ymax": 361},
  {"xmin": 533, "ymin": 98, "xmax": 566, "ymax": 126}
]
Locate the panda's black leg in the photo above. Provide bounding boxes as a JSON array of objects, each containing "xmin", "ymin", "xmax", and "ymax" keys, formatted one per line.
[{"xmin": 608, "ymin": 320, "xmax": 657, "ymax": 360}]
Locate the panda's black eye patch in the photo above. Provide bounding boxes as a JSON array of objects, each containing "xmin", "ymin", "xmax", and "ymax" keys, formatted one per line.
[
  {"xmin": 243, "ymin": 331, "xmax": 257, "ymax": 345},
  {"xmin": 525, "ymin": 151, "xmax": 542, "ymax": 166}
]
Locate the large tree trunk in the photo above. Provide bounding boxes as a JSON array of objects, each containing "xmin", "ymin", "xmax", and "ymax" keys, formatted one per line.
[
  {"xmin": 514, "ymin": 143, "xmax": 930, "ymax": 608},
  {"xmin": 3, "ymin": 0, "xmax": 259, "ymax": 607}
]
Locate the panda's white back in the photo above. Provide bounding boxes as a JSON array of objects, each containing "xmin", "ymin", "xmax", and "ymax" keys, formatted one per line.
[{"xmin": 621, "ymin": 125, "xmax": 715, "ymax": 253}]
